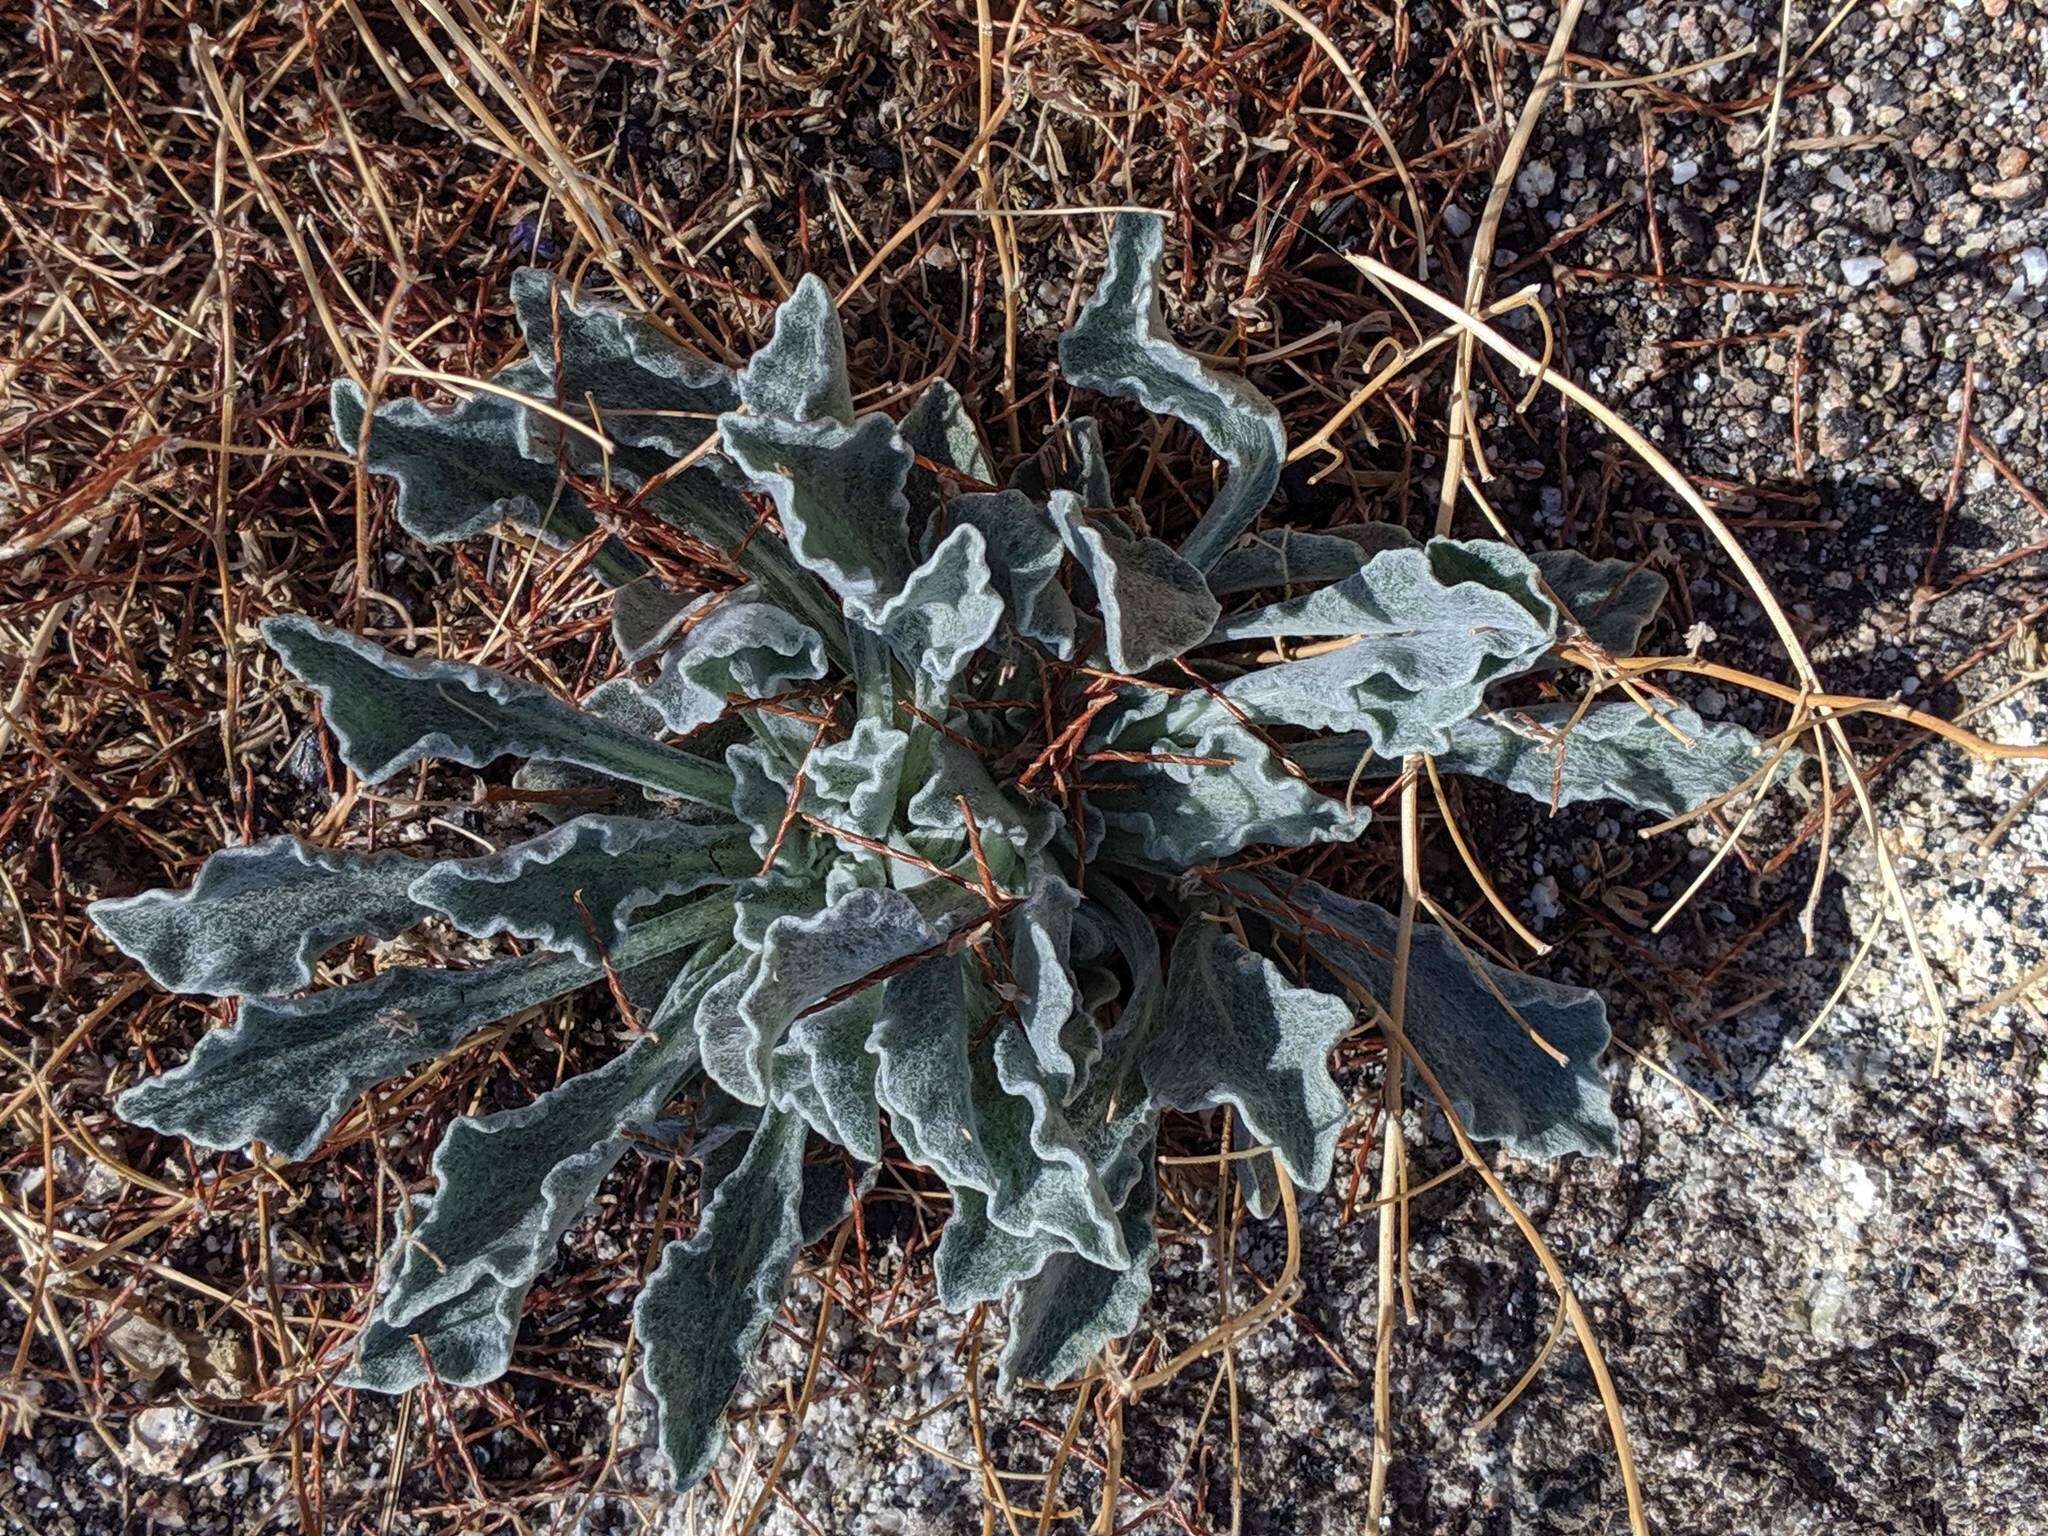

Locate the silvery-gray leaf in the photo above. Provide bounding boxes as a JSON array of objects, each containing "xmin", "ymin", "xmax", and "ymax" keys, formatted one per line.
[
  {"xmin": 905, "ymin": 732, "xmax": 1062, "ymax": 858},
  {"xmin": 872, "ymin": 954, "xmax": 1129, "ymax": 1270},
  {"xmin": 769, "ymin": 987, "xmax": 884, "ymax": 1162},
  {"xmin": 90, "ymin": 837, "xmax": 431, "ymax": 998},
  {"xmin": 1217, "ymin": 540, "xmax": 1557, "ymax": 754},
  {"xmin": 726, "ymin": 745, "xmax": 812, "ymax": 867},
  {"xmin": 719, "ymin": 412, "xmax": 914, "ymax": 619},
  {"xmin": 331, "ymin": 374, "xmax": 692, "ymax": 664},
  {"xmin": 708, "ymin": 885, "xmax": 953, "ymax": 1104},
  {"xmin": 934, "ymin": 1186, "xmax": 1061, "ymax": 1312},
  {"xmin": 1089, "ymin": 691, "xmax": 1368, "ymax": 868},
  {"xmin": 511, "ymin": 675, "xmax": 671, "ymax": 821},
  {"xmin": 1210, "ymin": 537, "xmax": 1551, "ymax": 648},
  {"xmin": 644, "ymin": 593, "xmax": 829, "ymax": 736},
  {"xmin": 1077, "ymin": 879, "xmax": 1164, "ymax": 1057},
  {"xmin": 114, "ymin": 899, "xmax": 727, "ymax": 1162},
  {"xmin": 118, "ymin": 948, "xmax": 589, "ymax": 1163},
  {"xmin": 901, "ymin": 378, "xmax": 994, "ymax": 524},
  {"xmin": 1150, "ymin": 917, "xmax": 1351, "ymax": 1191},
  {"xmin": 369, "ymin": 951, "xmax": 731, "ymax": 1349},
  {"xmin": 942, "ymin": 490, "xmax": 1078, "ymax": 657},
  {"xmin": 999, "ymin": 1144, "xmax": 1158, "ymax": 1391},
  {"xmin": 1059, "ymin": 213, "xmax": 1285, "ymax": 571},
  {"xmin": 1206, "ymin": 523, "xmax": 1419, "ymax": 595},
  {"xmin": 509, "ymin": 267, "xmax": 737, "ymax": 464},
  {"xmin": 1232, "ymin": 1113, "xmax": 1283, "ymax": 1220},
  {"xmin": 343, "ymin": 1196, "xmax": 527, "ymax": 1392},
  {"xmin": 1052, "ymin": 492, "xmax": 1219, "ymax": 674},
  {"xmin": 1432, "ymin": 701, "xmax": 1782, "ymax": 818},
  {"xmin": 262, "ymin": 616, "xmax": 735, "ymax": 811},
  {"xmin": 1007, "ymin": 416, "xmax": 1113, "ymax": 509},
  {"xmin": 635, "ymin": 1104, "xmax": 810, "ymax": 1491},
  {"xmin": 330, "ymin": 373, "xmax": 595, "ymax": 553},
  {"xmin": 801, "ymin": 719, "xmax": 908, "ymax": 843},
  {"xmin": 1531, "ymin": 549, "xmax": 1667, "ymax": 658},
  {"xmin": 873, "ymin": 523, "xmax": 1005, "ymax": 683},
  {"xmin": 409, "ymin": 815, "xmax": 756, "ymax": 965},
  {"xmin": 1008, "ymin": 871, "xmax": 1086, "ymax": 1102},
  {"xmin": 1253, "ymin": 876, "xmax": 1618, "ymax": 1159},
  {"xmin": 736, "ymin": 274, "xmax": 854, "ymax": 426},
  {"xmin": 612, "ymin": 582, "xmax": 710, "ymax": 664}
]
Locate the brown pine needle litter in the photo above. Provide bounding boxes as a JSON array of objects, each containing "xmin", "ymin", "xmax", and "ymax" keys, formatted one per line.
[{"xmin": 5, "ymin": 1, "xmax": 2047, "ymax": 1533}]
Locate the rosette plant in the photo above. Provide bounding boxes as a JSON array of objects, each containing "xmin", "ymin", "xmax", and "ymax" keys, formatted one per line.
[{"xmin": 93, "ymin": 215, "xmax": 1778, "ymax": 1488}]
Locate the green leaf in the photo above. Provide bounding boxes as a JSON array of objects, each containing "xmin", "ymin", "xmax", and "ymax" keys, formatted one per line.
[
  {"xmin": 262, "ymin": 615, "xmax": 735, "ymax": 811},
  {"xmin": 635, "ymin": 1104, "xmax": 811, "ymax": 1491},
  {"xmin": 1434, "ymin": 700, "xmax": 1781, "ymax": 818},
  {"xmin": 409, "ymin": 815, "xmax": 756, "ymax": 965},
  {"xmin": 801, "ymin": 719, "xmax": 909, "ymax": 843},
  {"xmin": 1059, "ymin": 213, "xmax": 1285, "ymax": 571},
  {"xmin": 89, "ymin": 838, "xmax": 430, "ymax": 998},
  {"xmin": 719, "ymin": 413, "xmax": 914, "ymax": 620},
  {"xmin": 1531, "ymin": 549, "xmax": 1666, "ymax": 658},
  {"xmin": 644, "ymin": 592, "xmax": 829, "ymax": 736},
  {"xmin": 114, "ymin": 900, "xmax": 728, "ymax": 1162},
  {"xmin": 1150, "ymin": 916, "xmax": 1352, "ymax": 1191},
  {"xmin": 1088, "ymin": 691, "xmax": 1368, "ymax": 868},
  {"xmin": 736, "ymin": 274, "xmax": 854, "ymax": 426},
  {"xmin": 873, "ymin": 522, "xmax": 1005, "ymax": 684},
  {"xmin": 942, "ymin": 490, "xmax": 1078, "ymax": 657},
  {"xmin": 1217, "ymin": 538, "xmax": 1557, "ymax": 754},
  {"xmin": 1053, "ymin": 492, "xmax": 1220, "ymax": 674},
  {"xmin": 1248, "ymin": 876, "xmax": 1618, "ymax": 1160}
]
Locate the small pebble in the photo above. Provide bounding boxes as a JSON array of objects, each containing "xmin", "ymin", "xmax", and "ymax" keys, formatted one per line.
[{"xmin": 1841, "ymin": 255, "xmax": 1886, "ymax": 287}]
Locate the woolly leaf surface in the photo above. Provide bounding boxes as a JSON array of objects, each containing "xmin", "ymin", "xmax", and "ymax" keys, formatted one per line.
[
  {"xmin": 1089, "ymin": 691, "xmax": 1368, "ymax": 868},
  {"xmin": 344, "ymin": 1196, "xmax": 527, "ymax": 1392},
  {"xmin": 719, "ymin": 413, "xmax": 913, "ymax": 619},
  {"xmin": 1150, "ymin": 917, "xmax": 1352, "ymax": 1191},
  {"xmin": 736, "ymin": 274, "xmax": 854, "ymax": 425},
  {"xmin": 1531, "ymin": 549, "xmax": 1667, "ymax": 658},
  {"xmin": 263, "ymin": 616, "xmax": 734, "ymax": 811},
  {"xmin": 114, "ymin": 901, "xmax": 725, "ymax": 1162},
  {"xmin": 644, "ymin": 593, "xmax": 828, "ymax": 736},
  {"xmin": 409, "ymin": 815, "xmax": 756, "ymax": 965},
  {"xmin": 1059, "ymin": 213, "xmax": 1285, "ymax": 570},
  {"xmin": 873, "ymin": 522, "xmax": 1005, "ymax": 683},
  {"xmin": 942, "ymin": 490, "xmax": 1077, "ymax": 656},
  {"xmin": 1053, "ymin": 492, "xmax": 1219, "ymax": 675},
  {"xmin": 1218, "ymin": 539, "xmax": 1556, "ymax": 753},
  {"xmin": 635, "ymin": 1105, "xmax": 810, "ymax": 1492},
  {"xmin": 901, "ymin": 378, "xmax": 994, "ymax": 523},
  {"xmin": 1437, "ymin": 701, "xmax": 1778, "ymax": 817},
  {"xmin": 872, "ymin": 954, "xmax": 1130, "ymax": 1270},
  {"xmin": 89, "ymin": 838, "xmax": 430, "ymax": 998},
  {"xmin": 1251, "ymin": 877, "xmax": 1618, "ymax": 1159},
  {"xmin": 508, "ymin": 267, "xmax": 737, "ymax": 463}
]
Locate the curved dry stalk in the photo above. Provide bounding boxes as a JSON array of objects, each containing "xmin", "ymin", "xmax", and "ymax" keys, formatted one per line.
[
  {"xmin": 1118, "ymin": 1161, "xmax": 1301, "ymax": 1398},
  {"xmin": 1436, "ymin": 0, "xmax": 1586, "ymax": 535},
  {"xmin": 1347, "ymin": 249, "xmax": 1955, "ymax": 1061}
]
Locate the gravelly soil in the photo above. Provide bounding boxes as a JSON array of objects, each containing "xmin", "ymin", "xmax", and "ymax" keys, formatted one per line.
[{"xmin": 5, "ymin": 1, "xmax": 2045, "ymax": 1533}]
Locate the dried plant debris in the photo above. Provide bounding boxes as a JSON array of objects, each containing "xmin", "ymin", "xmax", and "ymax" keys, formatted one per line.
[{"xmin": 90, "ymin": 214, "xmax": 1785, "ymax": 1491}]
